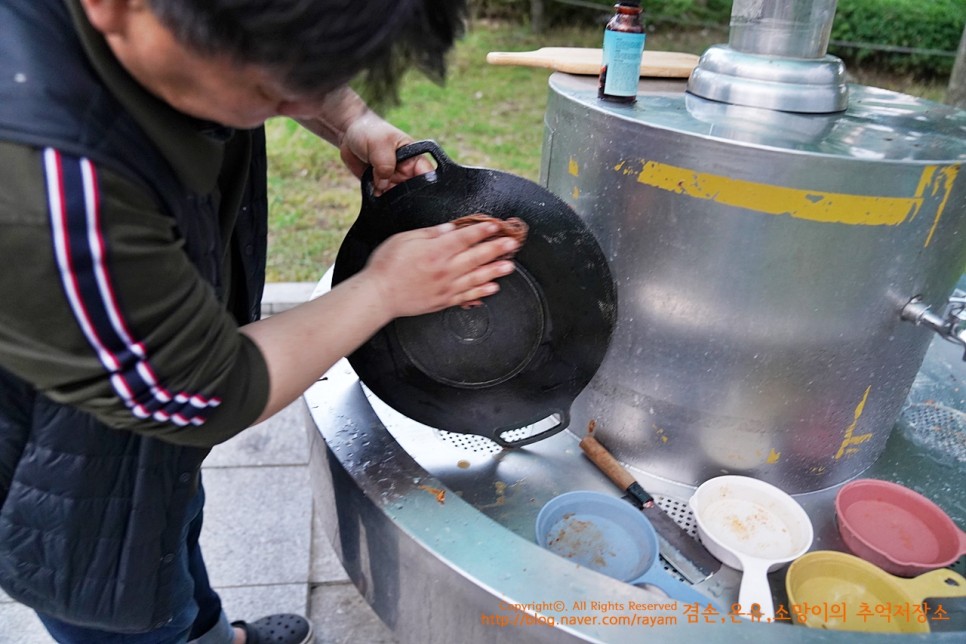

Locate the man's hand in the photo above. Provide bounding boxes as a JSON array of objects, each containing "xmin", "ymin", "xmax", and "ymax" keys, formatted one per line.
[
  {"xmin": 357, "ymin": 220, "xmax": 519, "ymax": 319},
  {"xmin": 339, "ymin": 112, "xmax": 434, "ymax": 193},
  {"xmin": 296, "ymin": 87, "xmax": 433, "ymax": 193}
]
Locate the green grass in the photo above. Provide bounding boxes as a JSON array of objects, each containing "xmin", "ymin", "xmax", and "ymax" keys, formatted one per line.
[
  {"xmin": 264, "ymin": 118, "xmax": 360, "ymax": 280},
  {"xmin": 264, "ymin": 21, "xmax": 951, "ymax": 282}
]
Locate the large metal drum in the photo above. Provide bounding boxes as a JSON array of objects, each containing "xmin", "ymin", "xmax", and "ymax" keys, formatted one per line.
[{"xmin": 543, "ymin": 73, "xmax": 966, "ymax": 493}]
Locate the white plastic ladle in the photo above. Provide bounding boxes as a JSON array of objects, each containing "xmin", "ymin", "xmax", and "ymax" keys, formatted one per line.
[{"xmin": 689, "ymin": 475, "xmax": 814, "ymax": 621}]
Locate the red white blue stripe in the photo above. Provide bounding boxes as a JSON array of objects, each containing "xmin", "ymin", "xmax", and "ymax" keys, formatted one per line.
[{"xmin": 43, "ymin": 148, "xmax": 220, "ymax": 427}]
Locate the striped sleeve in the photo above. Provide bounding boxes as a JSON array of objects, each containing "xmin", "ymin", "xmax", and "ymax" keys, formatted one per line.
[{"xmin": 42, "ymin": 148, "xmax": 227, "ymax": 429}]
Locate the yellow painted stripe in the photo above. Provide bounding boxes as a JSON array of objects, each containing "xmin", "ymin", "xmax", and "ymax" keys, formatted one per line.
[
  {"xmin": 921, "ymin": 165, "xmax": 960, "ymax": 248},
  {"xmin": 835, "ymin": 385, "xmax": 873, "ymax": 460},
  {"xmin": 616, "ymin": 160, "xmax": 960, "ymax": 232}
]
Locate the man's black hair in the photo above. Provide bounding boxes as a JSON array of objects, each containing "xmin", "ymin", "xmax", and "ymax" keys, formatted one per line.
[{"xmin": 145, "ymin": 0, "xmax": 468, "ymax": 105}]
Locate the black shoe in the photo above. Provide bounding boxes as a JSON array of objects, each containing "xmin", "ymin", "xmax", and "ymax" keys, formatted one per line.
[{"xmin": 231, "ymin": 614, "xmax": 313, "ymax": 644}]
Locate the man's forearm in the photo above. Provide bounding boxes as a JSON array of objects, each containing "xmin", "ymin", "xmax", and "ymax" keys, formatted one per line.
[{"xmin": 295, "ymin": 86, "xmax": 371, "ymax": 146}]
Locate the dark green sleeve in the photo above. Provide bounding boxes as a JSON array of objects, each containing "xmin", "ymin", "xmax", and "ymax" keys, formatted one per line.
[{"xmin": 0, "ymin": 142, "xmax": 270, "ymax": 447}]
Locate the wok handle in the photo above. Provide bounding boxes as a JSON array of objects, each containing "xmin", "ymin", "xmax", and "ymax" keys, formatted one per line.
[
  {"xmin": 393, "ymin": 139, "xmax": 454, "ymax": 167},
  {"xmin": 580, "ymin": 435, "xmax": 654, "ymax": 504},
  {"xmin": 360, "ymin": 139, "xmax": 455, "ymax": 204},
  {"xmin": 492, "ymin": 411, "xmax": 568, "ymax": 448}
]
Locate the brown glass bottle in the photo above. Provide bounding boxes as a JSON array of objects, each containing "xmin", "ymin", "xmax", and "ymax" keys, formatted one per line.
[{"xmin": 598, "ymin": 2, "xmax": 646, "ymax": 104}]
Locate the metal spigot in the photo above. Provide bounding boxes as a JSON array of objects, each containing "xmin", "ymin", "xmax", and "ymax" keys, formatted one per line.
[{"xmin": 901, "ymin": 291, "xmax": 966, "ymax": 360}]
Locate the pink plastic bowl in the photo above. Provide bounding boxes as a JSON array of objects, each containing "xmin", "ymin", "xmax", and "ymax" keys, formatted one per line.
[{"xmin": 835, "ymin": 479, "xmax": 966, "ymax": 577}]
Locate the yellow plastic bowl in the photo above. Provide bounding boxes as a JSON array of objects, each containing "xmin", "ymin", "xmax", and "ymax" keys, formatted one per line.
[{"xmin": 785, "ymin": 551, "xmax": 966, "ymax": 633}]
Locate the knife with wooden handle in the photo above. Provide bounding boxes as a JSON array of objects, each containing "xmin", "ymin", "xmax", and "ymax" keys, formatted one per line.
[{"xmin": 579, "ymin": 435, "xmax": 721, "ymax": 584}]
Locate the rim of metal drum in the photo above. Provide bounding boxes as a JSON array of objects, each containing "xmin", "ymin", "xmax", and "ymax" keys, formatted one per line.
[{"xmin": 547, "ymin": 73, "xmax": 966, "ymax": 163}]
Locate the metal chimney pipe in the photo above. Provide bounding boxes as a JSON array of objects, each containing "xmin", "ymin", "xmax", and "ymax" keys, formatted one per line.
[
  {"xmin": 687, "ymin": 0, "xmax": 848, "ymax": 113},
  {"xmin": 729, "ymin": 0, "xmax": 838, "ymax": 59}
]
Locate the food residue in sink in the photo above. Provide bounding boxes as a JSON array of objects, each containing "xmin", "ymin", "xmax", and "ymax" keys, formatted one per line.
[
  {"xmin": 704, "ymin": 498, "xmax": 794, "ymax": 558},
  {"xmin": 418, "ymin": 484, "xmax": 446, "ymax": 504},
  {"xmin": 546, "ymin": 516, "xmax": 614, "ymax": 569}
]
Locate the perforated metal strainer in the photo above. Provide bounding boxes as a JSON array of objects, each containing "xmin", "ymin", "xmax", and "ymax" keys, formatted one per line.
[{"xmin": 899, "ymin": 403, "xmax": 966, "ymax": 465}]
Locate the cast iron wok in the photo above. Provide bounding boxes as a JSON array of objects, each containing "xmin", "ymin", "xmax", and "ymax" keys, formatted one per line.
[{"xmin": 332, "ymin": 140, "xmax": 616, "ymax": 447}]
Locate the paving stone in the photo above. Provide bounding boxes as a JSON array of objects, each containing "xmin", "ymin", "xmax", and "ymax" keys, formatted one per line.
[
  {"xmin": 199, "ymin": 464, "xmax": 312, "ymax": 588},
  {"xmin": 309, "ymin": 583, "xmax": 397, "ymax": 644},
  {"xmin": 204, "ymin": 399, "xmax": 311, "ymax": 468}
]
